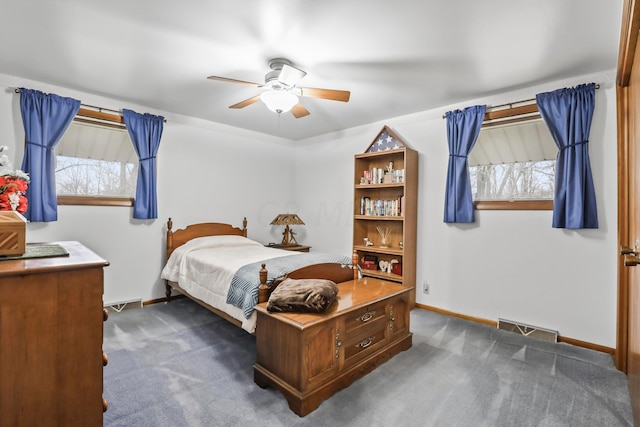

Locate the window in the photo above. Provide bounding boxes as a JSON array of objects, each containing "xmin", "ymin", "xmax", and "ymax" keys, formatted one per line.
[
  {"xmin": 469, "ymin": 104, "xmax": 556, "ymax": 210},
  {"xmin": 55, "ymin": 109, "xmax": 137, "ymax": 207}
]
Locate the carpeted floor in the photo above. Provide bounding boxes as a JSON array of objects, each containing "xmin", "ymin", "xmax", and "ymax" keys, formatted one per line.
[{"xmin": 103, "ymin": 298, "xmax": 633, "ymax": 427}]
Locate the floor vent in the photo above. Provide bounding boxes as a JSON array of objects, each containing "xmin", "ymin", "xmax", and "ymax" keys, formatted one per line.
[
  {"xmin": 498, "ymin": 318, "xmax": 558, "ymax": 343},
  {"xmin": 104, "ymin": 298, "xmax": 143, "ymax": 314}
]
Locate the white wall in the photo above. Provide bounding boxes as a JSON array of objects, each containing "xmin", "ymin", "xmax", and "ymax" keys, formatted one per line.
[
  {"xmin": 294, "ymin": 69, "xmax": 619, "ymax": 348},
  {"xmin": 0, "ymin": 69, "xmax": 619, "ymax": 348},
  {"xmin": 0, "ymin": 74, "xmax": 297, "ymax": 305}
]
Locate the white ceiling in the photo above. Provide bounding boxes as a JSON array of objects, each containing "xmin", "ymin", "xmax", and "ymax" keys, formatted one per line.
[{"xmin": 0, "ymin": 0, "xmax": 623, "ymax": 142}]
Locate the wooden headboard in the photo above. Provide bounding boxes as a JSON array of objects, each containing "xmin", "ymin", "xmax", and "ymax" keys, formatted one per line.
[{"xmin": 165, "ymin": 217, "xmax": 248, "ymax": 260}]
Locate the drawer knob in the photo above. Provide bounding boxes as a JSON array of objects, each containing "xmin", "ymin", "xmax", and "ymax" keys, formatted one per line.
[
  {"xmin": 356, "ymin": 336, "xmax": 375, "ymax": 349},
  {"xmin": 356, "ymin": 310, "xmax": 375, "ymax": 322},
  {"xmin": 103, "ymin": 398, "xmax": 109, "ymax": 412},
  {"xmin": 103, "ymin": 309, "xmax": 109, "ymax": 322},
  {"xmin": 103, "ymin": 353, "xmax": 109, "ymax": 366},
  {"xmin": 335, "ymin": 329, "xmax": 342, "ymax": 359}
]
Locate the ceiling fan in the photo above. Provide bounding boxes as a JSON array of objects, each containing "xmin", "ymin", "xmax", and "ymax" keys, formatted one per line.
[{"xmin": 207, "ymin": 58, "xmax": 350, "ymax": 118}]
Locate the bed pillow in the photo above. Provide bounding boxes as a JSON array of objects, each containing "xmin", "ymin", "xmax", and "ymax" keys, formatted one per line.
[
  {"xmin": 267, "ymin": 278, "xmax": 339, "ymax": 313},
  {"xmin": 180, "ymin": 235, "xmax": 263, "ymax": 250}
]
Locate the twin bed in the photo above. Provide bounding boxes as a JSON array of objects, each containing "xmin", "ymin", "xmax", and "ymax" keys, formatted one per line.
[{"xmin": 161, "ymin": 218, "xmax": 358, "ymax": 333}]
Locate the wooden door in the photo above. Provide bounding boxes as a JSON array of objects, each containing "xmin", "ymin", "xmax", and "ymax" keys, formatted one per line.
[{"xmin": 617, "ymin": 1, "xmax": 640, "ymax": 423}]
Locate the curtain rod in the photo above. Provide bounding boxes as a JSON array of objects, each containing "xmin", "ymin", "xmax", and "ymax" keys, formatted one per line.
[
  {"xmin": 441, "ymin": 83, "xmax": 600, "ymax": 119},
  {"xmin": 13, "ymin": 88, "xmax": 167, "ymax": 123}
]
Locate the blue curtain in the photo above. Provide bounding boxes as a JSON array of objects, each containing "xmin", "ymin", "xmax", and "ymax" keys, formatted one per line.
[
  {"xmin": 19, "ymin": 88, "xmax": 80, "ymax": 222},
  {"xmin": 536, "ymin": 83, "xmax": 598, "ymax": 229},
  {"xmin": 443, "ymin": 105, "xmax": 486, "ymax": 223},
  {"xmin": 123, "ymin": 109, "xmax": 164, "ymax": 219}
]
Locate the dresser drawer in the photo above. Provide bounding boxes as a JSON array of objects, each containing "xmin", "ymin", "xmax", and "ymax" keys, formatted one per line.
[
  {"xmin": 344, "ymin": 299, "xmax": 388, "ymax": 334},
  {"xmin": 342, "ymin": 316, "xmax": 388, "ymax": 366}
]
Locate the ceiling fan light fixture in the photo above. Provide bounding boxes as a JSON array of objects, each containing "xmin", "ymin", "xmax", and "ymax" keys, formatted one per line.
[{"xmin": 260, "ymin": 90, "xmax": 298, "ymax": 114}]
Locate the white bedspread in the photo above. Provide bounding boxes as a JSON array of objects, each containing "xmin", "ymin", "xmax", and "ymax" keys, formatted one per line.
[{"xmin": 160, "ymin": 235, "xmax": 291, "ymax": 333}]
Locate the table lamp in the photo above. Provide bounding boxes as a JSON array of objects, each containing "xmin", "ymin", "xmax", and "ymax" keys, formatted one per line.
[{"xmin": 270, "ymin": 213, "xmax": 305, "ymax": 246}]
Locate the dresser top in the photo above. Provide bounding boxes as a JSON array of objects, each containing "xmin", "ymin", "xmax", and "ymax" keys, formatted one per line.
[
  {"xmin": 255, "ymin": 277, "xmax": 410, "ymax": 328},
  {"xmin": 0, "ymin": 241, "xmax": 109, "ymax": 276}
]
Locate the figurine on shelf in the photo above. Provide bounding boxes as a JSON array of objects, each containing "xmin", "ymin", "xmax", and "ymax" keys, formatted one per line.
[
  {"xmin": 376, "ymin": 226, "xmax": 391, "ymax": 248},
  {"xmin": 378, "ymin": 260, "xmax": 399, "ymax": 274},
  {"xmin": 363, "ymin": 237, "xmax": 374, "ymax": 247},
  {"xmin": 389, "ymin": 259, "xmax": 399, "ymax": 274}
]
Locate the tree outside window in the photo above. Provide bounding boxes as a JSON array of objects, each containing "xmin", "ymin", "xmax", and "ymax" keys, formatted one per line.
[
  {"xmin": 469, "ymin": 119, "xmax": 556, "ymax": 204},
  {"xmin": 55, "ymin": 119, "xmax": 138, "ymax": 205}
]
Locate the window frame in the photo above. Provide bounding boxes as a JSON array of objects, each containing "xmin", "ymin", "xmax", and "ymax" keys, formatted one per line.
[
  {"xmin": 474, "ymin": 200, "xmax": 553, "ymax": 210},
  {"xmin": 472, "ymin": 102, "xmax": 554, "ymax": 211},
  {"xmin": 56, "ymin": 108, "xmax": 135, "ymax": 207}
]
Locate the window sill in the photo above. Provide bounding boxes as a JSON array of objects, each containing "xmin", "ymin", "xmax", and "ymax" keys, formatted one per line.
[
  {"xmin": 474, "ymin": 200, "xmax": 553, "ymax": 210},
  {"xmin": 57, "ymin": 196, "xmax": 134, "ymax": 207}
]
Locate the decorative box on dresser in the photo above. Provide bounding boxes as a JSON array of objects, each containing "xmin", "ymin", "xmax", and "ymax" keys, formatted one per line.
[
  {"xmin": 253, "ymin": 277, "xmax": 412, "ymax": 416},
  {"xmin": 0, "ymin": 241, "xmax": 110, "ymax": 426},
  {"xmin": 353, "ymin": 126, "xmax": 419, "ymax": 305}
]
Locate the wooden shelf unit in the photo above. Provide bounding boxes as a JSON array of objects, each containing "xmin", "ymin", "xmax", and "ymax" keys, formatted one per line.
[{"xmin": 353, "ymin": 126, "xmax": 418, "ymax": 305}]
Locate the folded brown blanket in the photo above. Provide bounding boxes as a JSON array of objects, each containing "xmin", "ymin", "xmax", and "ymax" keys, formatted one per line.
[{"xmin": 267, "ymin": 278, "xmax": 339, "ymax": 313}]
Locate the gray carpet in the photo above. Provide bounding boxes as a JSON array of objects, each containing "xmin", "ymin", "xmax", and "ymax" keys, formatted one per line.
[{"xmin": 103, "ymin": 298, "xmax": 634, "ymax": 426}]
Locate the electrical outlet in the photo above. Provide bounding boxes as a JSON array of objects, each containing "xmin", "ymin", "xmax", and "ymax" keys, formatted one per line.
[{"xmin": 423, "ymin": 281, "xmax": 430, "ymax": 294}]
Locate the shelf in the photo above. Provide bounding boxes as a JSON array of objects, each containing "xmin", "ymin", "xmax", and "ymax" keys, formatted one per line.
[
  {"xmin": 355, "ymin": 182, "xmax": 405, "ymax": 189},
  {"xmin": 355, "ymin": 148, "xmax": 406, "ymax": 159},
  {"xmin": 360, "ymin": 269, "xmax": 403, "ymax": 283},
  {"xmin": 354, "ymin": 245, "xmax": 403, "ymax": 256},
  {"xmin": 354, "ymin": 215, "xmax": 404, "ymax": 221}
]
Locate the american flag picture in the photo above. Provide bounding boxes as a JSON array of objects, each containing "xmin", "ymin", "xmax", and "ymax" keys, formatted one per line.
[{"xmin": 367, "ymin": 128, "xmax": 403, "ymax": 153}]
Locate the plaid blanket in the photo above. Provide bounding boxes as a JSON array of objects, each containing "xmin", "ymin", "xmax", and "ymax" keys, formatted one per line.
[{"xmin": 226, "ymin": 252, "xmax": 352, "ymax": 318}]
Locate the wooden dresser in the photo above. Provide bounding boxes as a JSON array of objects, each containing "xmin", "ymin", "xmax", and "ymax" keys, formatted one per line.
[
  {"xmin": 253, "ymin": 277, "xmax": 412, "ymax": 416},
  {"xmin": 0, "ymin": 241, "xmax": 109, "ymax": 426}
]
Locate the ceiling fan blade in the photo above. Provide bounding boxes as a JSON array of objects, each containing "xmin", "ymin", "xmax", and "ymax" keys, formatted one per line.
[
  {"xmin": 291, "ymin": 103, "xmax": 310, "ymax": 118},
  {"xmin": 229, "ymin": 95, "xmax": 262, "ymax": 109},
  {"xmin": 300, "ymin": 87, "xmax": 350, "ymax": 102},
  {"xmin": 278, "ymin": 64, "xmax": 307, "ymax": 87},
  {"xmin": 207, "ymin": 76, "xmax": 263, "ymax": 87}
]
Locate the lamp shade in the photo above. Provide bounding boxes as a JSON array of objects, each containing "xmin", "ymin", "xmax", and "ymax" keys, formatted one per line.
[
  {"xmin": 270, "ymin": 213, "xmax": 305, "ymax": 226},
  {"xmin": 260, "ymin": 90, "xmax": 298, "ymax": 114}
]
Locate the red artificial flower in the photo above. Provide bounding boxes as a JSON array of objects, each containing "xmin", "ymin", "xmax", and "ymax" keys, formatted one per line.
[
  {"xmin": 0, "ymin": 193, "xmax": 11, "ymax": 211},
  {"xmin": 0, "ymin": 175, "xmax": 29, "ymax": 212},
  {"xmin": 17, "ymin": 195, "xmax": 27, "ymax": 214},
  {"xmin": 5, "ymin": 177, "xmax": 28, "ymax": 193}
]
